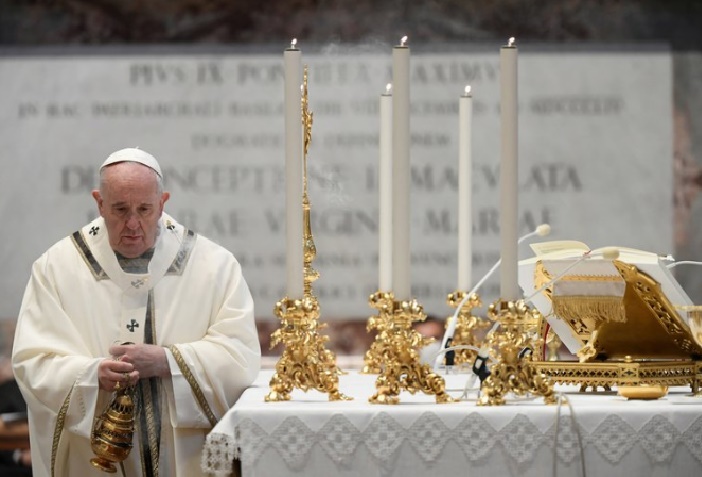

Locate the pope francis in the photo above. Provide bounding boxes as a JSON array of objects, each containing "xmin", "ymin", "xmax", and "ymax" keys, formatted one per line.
[{"xmin": 12, "ymin": 148, "xmax": 261, "ymax": 476}]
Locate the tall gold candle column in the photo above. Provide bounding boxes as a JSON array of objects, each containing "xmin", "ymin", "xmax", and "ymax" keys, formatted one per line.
[
  {"xmin": 285, "ymin": 39, "xmax": 304, "ymax": 299},
  {"xmin": 476, "ymin": 39, "xmax": 554, "ymax": 406},
  {"xmin": 392, "ymin": 36, "xmax": 411, "ymax": 301},
  {"xmin": 499, "ymin": 37, "xmax": 519, "ymax": 301},
  {"xmin": 438, "ymin": 86, "xmax": 488, "ymax": 368},
  {"xmin": 365, "ymin": 39, "xmax": 457, "ymax": 404},
  {"xmin": 266, "ymin": 66, "xmax": 350, "ymax": 402},
  {"xmin": 362, "ymin": 84, "xmax": 393, "ymax": 374}
]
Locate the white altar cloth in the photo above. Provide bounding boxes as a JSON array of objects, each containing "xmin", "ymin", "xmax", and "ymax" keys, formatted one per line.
[{"xmin": 202, "ymin": 370, "xmax": 702, "ymax": 477}]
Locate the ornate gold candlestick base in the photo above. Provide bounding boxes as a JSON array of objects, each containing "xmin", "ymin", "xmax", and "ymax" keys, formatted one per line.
[
  {"xmin": 477, "ymin": 299, "xmax": 555, "ymax": 406},
  {"xmin": 443, "ymin": 291, "xmax": 490, "ymax": 367},
  {"xmin": 265, "ymin": 296, "xmax": 351, "ymax": 402},
  {"xmin": 368, "ymin": 295, "xmax": 458, "ymax": 404},
  {"xmin": 361, "ymin": 291, "xmax": 393, "ymax": 374}
]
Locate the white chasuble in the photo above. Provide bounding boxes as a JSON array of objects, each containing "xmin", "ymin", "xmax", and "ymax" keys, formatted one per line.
[{"xmin": 12, "ymin": 213, "xmax": 261, "ymax": 477}]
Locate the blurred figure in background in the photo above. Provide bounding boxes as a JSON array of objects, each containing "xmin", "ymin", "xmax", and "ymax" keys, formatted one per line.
[{"xmin": 0, "ymin": 356, "xmax": 31, "ymax": 476}]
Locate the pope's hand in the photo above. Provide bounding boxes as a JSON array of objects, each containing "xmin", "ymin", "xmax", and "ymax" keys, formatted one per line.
[
  {"xmin": 109, "ymin": 343, "xmax": 170, "ymax": 379},
  {"xmin": 98, "ymin": 357, "xmax": 137, "ymax": 391}
]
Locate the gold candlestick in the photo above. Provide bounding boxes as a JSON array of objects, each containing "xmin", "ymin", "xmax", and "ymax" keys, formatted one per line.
[
  {"xmin": 361, "ymin": 291, "xmax": 393, "ymax": 374},
  {"xmin": 266, "ymin": 66, "xmax": 350, "ymax": 402},
  {"xmin": 477, "ymin": 299, "xmax": 555, "ymax": 406},
  {"xmin": 442, "ymin": 291, "xmax": 490, "ymax": 367},
  {"xmin": 368, "ymin": 294, "xmax": 458, "ymax": 404}
]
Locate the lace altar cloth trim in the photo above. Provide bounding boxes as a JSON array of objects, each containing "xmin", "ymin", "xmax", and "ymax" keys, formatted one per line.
[{"xmin": 202, "ymin": 411, "xmax": 702, "ymax": 473}]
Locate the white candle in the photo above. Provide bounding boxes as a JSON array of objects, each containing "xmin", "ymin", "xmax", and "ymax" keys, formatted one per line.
[
  {"xmin": 392, "ymin": 36, "xmax": 411, "ymax": 300},
  {"xmin": 499, "ymin": 37, "xmax": 519, "ymax": 300},
  {"xmin": 458, "ymin": 85, "xmax": 472, "ymax": 291},
  {"xmin": 284, "ymin": 39, "xmax": 303, "ymax": 298},
  {"xmin": 379, "ymin": 83, "xmax": 393, "ymax": 292}
]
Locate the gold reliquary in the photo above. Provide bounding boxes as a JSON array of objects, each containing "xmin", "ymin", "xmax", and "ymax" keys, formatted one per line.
[{"xmin": 518, "ymin": 241, "xmax": 702, "ymax": 394}]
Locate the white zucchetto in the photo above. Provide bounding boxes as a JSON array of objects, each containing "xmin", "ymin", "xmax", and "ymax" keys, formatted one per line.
[{"xmin": 100, "ymin": 147, "xmax": 163, "ymax": 178}]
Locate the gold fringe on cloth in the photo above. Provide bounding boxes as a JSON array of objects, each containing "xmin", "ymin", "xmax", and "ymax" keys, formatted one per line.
[
  {"xmin": 552, "ymin": 295, "xmax": 626, "ymax": 324},
  {"xmin": 685, "ymin": 308, "xmax": 702, "ymax": 324}
]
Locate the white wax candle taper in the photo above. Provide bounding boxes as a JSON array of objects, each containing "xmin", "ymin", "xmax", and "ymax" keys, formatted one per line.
[
  {"xmin": 499, "ymin": 37, "xmax": 519, "ymax": 300},
  {"xmin": 379, "ymin": 83, "xmax": 393, "ymax": 291},
  {"xmin": 392, "ymin": 36, "xmax": 411, "ymax": 300},
  {"xmin": 458, "ymin": 85, "xmax": 472, "ymax": 291},
  {"xmin": 285, "ymin": 39, "xmax": 303, "ymax": 298}
]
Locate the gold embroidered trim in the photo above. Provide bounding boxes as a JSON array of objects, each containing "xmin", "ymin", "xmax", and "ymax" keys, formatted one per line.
[
  {"xmin": 553, "ymin": 295, "xmax": 626, "ymax": 324},
  {"xmin": 139, "ymin": 381, "xmax": 160, "ymax": 476},
  {"xmin": 138, "ymin": 289, "xmax": 160, "ymax": 475},
  {"xmin": 51, "ymin": 383, "xmax": 75, "ymax": 477},
  {"xmin": 167, "ymin": 345, "xmax": 217, "ymax": 427}
]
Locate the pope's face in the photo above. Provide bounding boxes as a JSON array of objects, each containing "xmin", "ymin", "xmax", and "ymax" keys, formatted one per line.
[{"xmin": 92, "ymin": 162, "xmax": 170, "ymax": 258}]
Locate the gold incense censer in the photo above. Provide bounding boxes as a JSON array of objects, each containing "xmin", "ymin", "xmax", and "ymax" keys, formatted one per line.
[{"xmin": 90, "ymin": 384, "xmax": 137, "ymax": 473}]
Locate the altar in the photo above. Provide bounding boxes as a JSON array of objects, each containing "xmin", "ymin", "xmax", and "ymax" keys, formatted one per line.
[
  {"xmin": 201, "ymin": 369, "xmax": 702, "ymax": 477},
  {"xmin": 196, "ymin": 36, "xmax": 701, "ymax": 477}
]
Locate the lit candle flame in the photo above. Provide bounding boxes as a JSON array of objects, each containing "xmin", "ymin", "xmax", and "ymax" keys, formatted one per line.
[
  {"xmin": 508, "ymin": 37, "xmax": 515, "ymax": 47},
  {"xmin": 400, "ymin": 36, "xmax": 408, "ymax": 46},
  {"xmin": 385, "ymin": 83, "xmax": 392, "ymax": 95},
  {"xmin": 291, "ymin": 38, "xmax": 298, "ymax": 49},
  {"xmin": 464, "ymin": 85, "xmax": 472, "ymax": 96}
]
